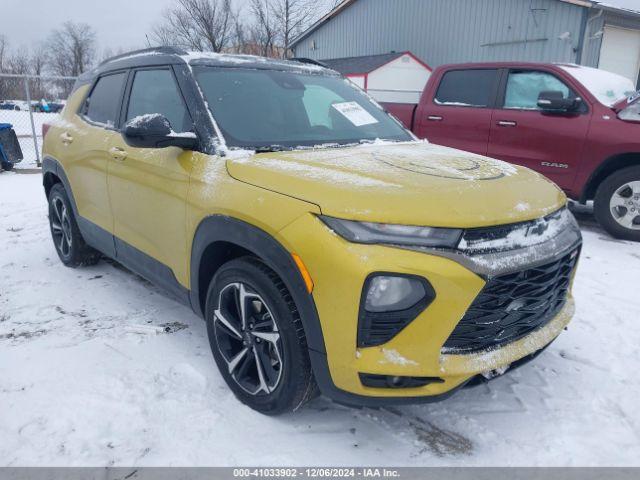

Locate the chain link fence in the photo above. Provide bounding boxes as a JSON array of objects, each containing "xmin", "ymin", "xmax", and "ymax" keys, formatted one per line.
[{"xmin": 0, "ymin": 74, "xmax": 77, "ymax": 168}]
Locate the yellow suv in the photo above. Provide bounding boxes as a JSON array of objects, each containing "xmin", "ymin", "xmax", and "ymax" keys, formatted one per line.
[{"xmin": 42, "ymin": 47, "xmax": 582, "ymax": 414}]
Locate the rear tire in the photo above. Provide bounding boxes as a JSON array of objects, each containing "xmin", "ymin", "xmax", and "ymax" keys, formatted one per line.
[
  {"xmin": 48, "ymin": 183, "xmax": 101, "ymax": 267},
  {"xmin": 594, "ymin": 166, "xmax": 640, "ymax": 242},
  {"xmin": 205, "ymin": 257, "xmax": 317, "ymax": 415}
]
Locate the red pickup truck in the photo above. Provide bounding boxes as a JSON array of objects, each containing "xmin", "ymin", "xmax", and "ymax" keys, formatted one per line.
[{"xmin": 384, "ymin": 62, "xmax": 640, "ymax": 241}]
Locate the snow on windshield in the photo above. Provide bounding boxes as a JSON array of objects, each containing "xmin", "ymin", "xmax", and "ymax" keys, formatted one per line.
[{"xmin": 560, "ymin": 65, "xmax": 637, "ymax": 107}]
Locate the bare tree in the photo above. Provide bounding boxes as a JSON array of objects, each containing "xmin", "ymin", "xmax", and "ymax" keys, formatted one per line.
[
  {"xmin": 152, "ymin": 0, "xmax": 235, "ymax": 52},
  {"xmin": 46, "ymin": 21, "xmax": 96, "ymax": 77},
  {"xmin": 7, "ymin": 47, "xmax": 31, "ymax": 76},
  {"xmin": 100, "ymin": 46, "xmax": 129, "ymax": 63},
  {"xmin": 240, "ymin": 0, "xmax": 314, "ymax": 58},
  {"xmin": 0, "ymin": 35, "xmax": 8, "ymax": 73},
  {"xmin": 30, "ymin": 47, "xmax": 49, "ymax": 99},
  {"xmin": 248, "ymin": 0, "xmax": 278, "ymax": 57},
  {"xmin": 274, "ymin": 0, "xmax": 316, "ymax": 58}
]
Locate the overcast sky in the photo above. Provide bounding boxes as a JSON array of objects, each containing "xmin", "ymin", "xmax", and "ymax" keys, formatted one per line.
[
  {"xmin": 3, "ymin": 0, "xmax": 175, "ymax": 52},
  {"xmin": 1, "ymin": 0, "xmax": 334, "ymax": 54}
]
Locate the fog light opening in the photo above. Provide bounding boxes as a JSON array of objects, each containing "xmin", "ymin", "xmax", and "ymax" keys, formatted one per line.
[
  {"xmin": 359, "ymin": 373, "xmax": 445, "ymax": 389},
  {"xmin": 365, "ymin": 275, "xmax": 426, "ymax": 313},
  {"xmin": 357, "ymin": 273, "xmax": 436, "ymax": 348},
  {"xmin": 390, "ymin": 376, "xmax": 404, "ymax": 387}
]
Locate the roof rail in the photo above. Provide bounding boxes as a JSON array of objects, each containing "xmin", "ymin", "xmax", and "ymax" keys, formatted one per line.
[
  {"xmin": 291, "ymin": 57, "xmax": 329, "ymax": 68},
  {"xmin": 99, "ymin": 46, "xmax": 188, "ymax": 66}
]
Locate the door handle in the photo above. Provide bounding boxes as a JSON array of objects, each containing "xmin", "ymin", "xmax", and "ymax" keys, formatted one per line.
[
  {"xmin": 109, "ymin": 147, "xmax": 128, "ymax": 162},
  {"xmin": 497, "ymin": 120, "xmax": 517, "ymax": 127},
  {"xmin": 60, "ymin": 132, "xmax": 73, "ymax": 145},
  {"xmin": 427, "ymin": 115, "xmax": 443, "ymax": 121}
]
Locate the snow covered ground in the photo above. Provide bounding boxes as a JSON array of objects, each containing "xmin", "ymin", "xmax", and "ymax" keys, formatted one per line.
[{"xmin": 1, "ymin": 171, "xmax": 639, "ymax": 467}]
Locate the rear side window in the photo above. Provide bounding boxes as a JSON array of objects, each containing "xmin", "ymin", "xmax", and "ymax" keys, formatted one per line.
[
  {"xmin": 126, "ymin": 69, "xmax": 191, "ymax": 133},
  {"xmin": 434, "ymin": 69, "xmax": 498, "ymax": 107},
  {"xmin": 84, "ymin": 72, "xmax": 127, "ymax": 127}
]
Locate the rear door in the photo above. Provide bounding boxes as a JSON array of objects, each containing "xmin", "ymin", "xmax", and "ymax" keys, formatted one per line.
[
  {"xmin": 488, "ymin": 69, "xmax": 591, "ymax": 190},
  {"xmin": 107, "ymin": 66, "xmax": 195, "ymax": 289},
  {"xmin": 414, "ymin": 68, "xmax": 500, "ymax": 156}
]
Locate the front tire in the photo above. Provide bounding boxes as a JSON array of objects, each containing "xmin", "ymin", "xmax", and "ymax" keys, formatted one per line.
[
  {"xmin": 205, "ymin": 257, "xmax": 317, "ymax": 415},
  {"xmin": 594, "ymin": 166, "xmax": 640, "ymax": 242},
  {"xmin": 48, "ymin": 183, "xmax": 101, "ymax": 267}
]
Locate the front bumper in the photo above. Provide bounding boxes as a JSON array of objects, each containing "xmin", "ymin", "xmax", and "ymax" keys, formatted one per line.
[{"xmin": 278, "ymin": 213, "xmax": 580, "ymax": 404}]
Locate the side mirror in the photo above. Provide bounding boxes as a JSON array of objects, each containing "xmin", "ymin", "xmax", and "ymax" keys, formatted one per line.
[
  {"xmin": 123, "ymin": 114, "xmax": 198, "ymax": 150},
  {"xmin": 537, "ymin": 91, "xmax": 582, "ymax": 113}
]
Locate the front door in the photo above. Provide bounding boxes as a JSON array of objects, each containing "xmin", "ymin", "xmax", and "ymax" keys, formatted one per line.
[
  {"xmin": 488, "ymin": 69, "xmax": 591, "ymax": 190},
  {"xmin": 107, "ymin": 67, "xmax": 195, "ymax": 288}
]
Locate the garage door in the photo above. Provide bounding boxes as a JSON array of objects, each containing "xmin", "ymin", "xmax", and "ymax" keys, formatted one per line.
[{"xmin": 599, "ymin": 26, "xmax": 640, "ymax": 85}]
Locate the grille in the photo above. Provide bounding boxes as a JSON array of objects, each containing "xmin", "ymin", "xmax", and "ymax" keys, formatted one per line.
[{"xmin": 443, "ymin": 249, "xmax": 579, "ymax": 354}]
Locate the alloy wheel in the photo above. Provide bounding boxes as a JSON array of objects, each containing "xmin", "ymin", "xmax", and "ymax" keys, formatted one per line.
[
  {"xmin": 610, "ymin": 181, "xmax": 640, "ymax": 230},
  {"xmin": 213, "ymin": 282, "xmax": 283, "ymax": 396},
  {"xmin": 51, "ymin": 197, "xmax": 73, "ymax": 257}
]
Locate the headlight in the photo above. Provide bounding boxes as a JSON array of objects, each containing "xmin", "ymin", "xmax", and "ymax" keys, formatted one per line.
[
  {"xmin": 618, "ymin": 101, "xmax": 640, "ymax": 122},
  {"xmin": 319, "ymin": 216, "xmax": 462, "ymax": 249}
]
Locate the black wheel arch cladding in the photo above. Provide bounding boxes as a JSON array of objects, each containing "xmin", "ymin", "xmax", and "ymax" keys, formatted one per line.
[{"xmin": 190, "ymin": 215, "xmax": 327, "ymax": 354}]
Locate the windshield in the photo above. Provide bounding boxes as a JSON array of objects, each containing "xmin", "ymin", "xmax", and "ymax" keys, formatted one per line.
[
  {"xmin": 193, "ymin": 67, "xmax": 412, "ymax": 149},
  {"xmin": 560, "ymin": 65, "xmax": 637, "ymax": 107}
]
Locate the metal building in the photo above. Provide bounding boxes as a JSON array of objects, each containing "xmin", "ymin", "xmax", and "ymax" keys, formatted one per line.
[{"xmin": 292, "ymin": 0, "xmax": 640, "ymax": 86}]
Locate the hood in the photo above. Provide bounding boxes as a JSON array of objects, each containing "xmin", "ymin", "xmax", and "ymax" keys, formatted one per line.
[{"xmin": 226, "ymin": 142, "xmax": 566, "ymax": 228}]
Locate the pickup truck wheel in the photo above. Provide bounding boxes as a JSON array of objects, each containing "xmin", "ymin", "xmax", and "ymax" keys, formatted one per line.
[
  {"xmin": 205, "ymin": 257, "xmax": 317, "ymax": 415},
  {"xmin": 595, "ymin": 166, "xmax": 640, "ymax": 242},
  {"xmin": 48, "ymin": 183, "xmax": 102, "ymax": 267}
]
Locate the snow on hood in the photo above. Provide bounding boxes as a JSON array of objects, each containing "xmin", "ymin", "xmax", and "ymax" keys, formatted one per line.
[
  {"xmin": 560, "ymin": 65, "xmax": 637, "ymax": 107},
  {"xmin": 226, "ymin": 141, "xmax": 566, "ymax": 228}
]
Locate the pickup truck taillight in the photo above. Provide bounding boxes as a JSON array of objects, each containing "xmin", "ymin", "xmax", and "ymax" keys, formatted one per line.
[{"xmin": 42, "ymin": 123, "xmax": 51, "ymax": 140}]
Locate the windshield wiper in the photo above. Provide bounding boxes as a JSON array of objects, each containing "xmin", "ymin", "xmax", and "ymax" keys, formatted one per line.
[
  {"xmin": 254, "ymin": 145, "xmax": 288, "ymax": 153},
  {"xmin": 358, "ymin": 139, "xmax": 403, "ymax": 145}
]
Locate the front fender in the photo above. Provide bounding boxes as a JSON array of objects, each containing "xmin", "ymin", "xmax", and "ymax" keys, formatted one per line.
[{"xmin": 189, "ymin": 215, "xmax": 326, "ymax": 354}]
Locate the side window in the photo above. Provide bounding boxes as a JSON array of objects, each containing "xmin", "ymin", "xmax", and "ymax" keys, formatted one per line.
[
  {"xmin": 84, "ymin": 72, "xmax": 127, "ymax": 127},
  {"xmin": 126, "ymin": 69, "xmax": 190, "ymax": 133},
  {"xmin": 504, "ymin": 71, "xmax": 574, "ymax": 110},
  {"xmin": 434, "ymin": 69, "xmax": 498, "ymax": 107}
]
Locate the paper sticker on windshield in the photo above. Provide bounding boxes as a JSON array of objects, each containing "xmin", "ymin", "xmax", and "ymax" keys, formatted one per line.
[{"xmin": 332, "ymin": 102, "xmax": 379, "ymax": 127}]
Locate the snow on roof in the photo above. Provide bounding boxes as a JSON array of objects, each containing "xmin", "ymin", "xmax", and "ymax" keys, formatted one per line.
[
  {"xmin": 181, "ymin": 51, "xmax": 331, "ymax": 73},
  {"xmin": 98, "ymin": 47, "xmax": 333, "ymax": 75},
  {"xmin": 592, "ymin": 0, "xmax": 640, "ymax": 15}
]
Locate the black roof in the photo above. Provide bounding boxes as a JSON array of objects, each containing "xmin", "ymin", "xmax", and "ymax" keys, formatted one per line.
[
  {"xmin": 75, "ymin": 47, "xmax": 338, "ymax": 90},
  {"xmin": 320, "ymin": 52, "xmax": 408, "ymax": 75}
]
